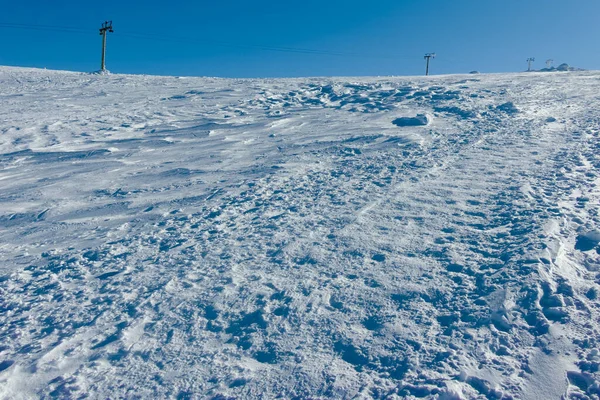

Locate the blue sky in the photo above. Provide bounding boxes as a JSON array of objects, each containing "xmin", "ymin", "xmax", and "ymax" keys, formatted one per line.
[{"xmin": 1, "ymin": 0, "xmax": 598, "ymax": 77}]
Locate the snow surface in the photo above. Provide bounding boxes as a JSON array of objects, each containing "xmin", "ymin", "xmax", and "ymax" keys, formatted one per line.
[{"xmin": 1, "ymin": 66, "xmax": 599, "ymax": 399}]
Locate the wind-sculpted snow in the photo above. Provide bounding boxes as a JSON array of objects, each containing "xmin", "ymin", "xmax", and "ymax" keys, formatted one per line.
[{"xmin": 1, "ymin": 67, "xmax": 600, "ymax": 399}]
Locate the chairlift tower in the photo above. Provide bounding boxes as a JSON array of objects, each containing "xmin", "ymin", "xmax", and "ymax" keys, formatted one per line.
[
  {"xmin": 527, "ymin": 57, "xmax": 535, "ymax": 72},
  {"xmin": 99, "ymin": 21, "xmax": 114, "ymax": 72},
  {"xmin": 546, "ymin": 59, "xmax": 554, "ymax": 69},
  {"xmin": 424, "ymin": 53, "xmax": 436, "ymax": 76}
]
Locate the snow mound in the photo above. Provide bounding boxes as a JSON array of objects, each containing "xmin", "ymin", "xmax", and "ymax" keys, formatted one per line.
[
  {"xmin": 575, "ymin": 230, "xmax": 600, "ymax": 251},
  {"xmin": 91, "ymin": 69, "xmax": 111, "ymax": 75},
  {"xmin": 392, "ymin": 113, "xmax": 431, "ymax": 127}
]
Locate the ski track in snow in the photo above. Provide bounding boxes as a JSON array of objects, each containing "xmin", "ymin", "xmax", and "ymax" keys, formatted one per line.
[{"xmin": 1, "ymin": 66, "xmax": 600, "ymax": 399}]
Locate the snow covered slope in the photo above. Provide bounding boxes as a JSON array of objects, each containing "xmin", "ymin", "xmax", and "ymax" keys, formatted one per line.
[{"xmin": 1, "ymin": 66, "xmax": 599, "ymax": 399}]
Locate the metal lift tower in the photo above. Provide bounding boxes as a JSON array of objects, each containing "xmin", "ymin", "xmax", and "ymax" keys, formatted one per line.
[
  {"xmin": 99, "ymin": 21, "xmax": 114, "ymax": 72},
  {"xmin": 424, "ymin": 53, "xmax": 436, "ymax": 76}
]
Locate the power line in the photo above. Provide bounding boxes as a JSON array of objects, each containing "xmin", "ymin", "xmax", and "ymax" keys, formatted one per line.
[
  {"xmin": 0, "ymin": 21, "xmax": 467, "ymax": 74},
  {"xmin": 0, "ymin": 22, "xmax": 95, "ymax": 35},
  {"xmin": 116, "ymin": 31, "xmax": 368, "ymax": 57},
  {"xmin": 0, "ymin": 22, "xmax": 402, "ymax": 60}
]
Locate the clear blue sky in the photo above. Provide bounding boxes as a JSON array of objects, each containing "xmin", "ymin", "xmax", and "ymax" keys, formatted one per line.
[{"xmin": 1, "ymin": 0, "xmax": 598, "ymax": 77}]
